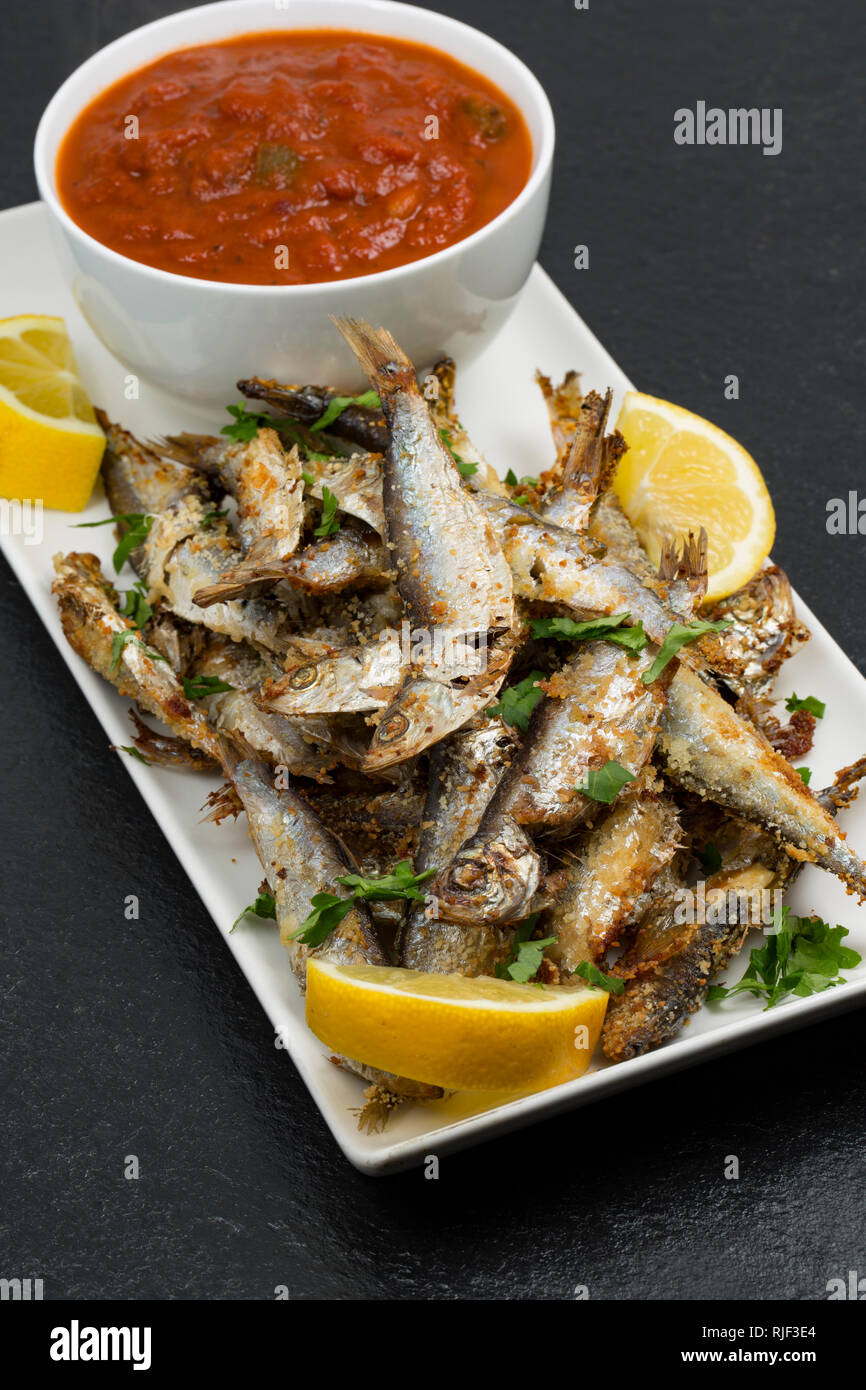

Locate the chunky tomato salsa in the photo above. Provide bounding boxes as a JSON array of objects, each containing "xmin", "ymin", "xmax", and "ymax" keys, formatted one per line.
[{"xmin": 56, "ymin": 29, "xmax": 532, "ymax": 285}]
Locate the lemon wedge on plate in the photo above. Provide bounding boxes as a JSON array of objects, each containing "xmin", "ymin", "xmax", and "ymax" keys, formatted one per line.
[
  {"xmin": 306, "ymin": 959, "xmax": 608, "ymax": 1093},
  {"xmin": 0, "ymin": 315, "xmax": 105, "ymax": 512},
  {"xmin": 613, "ymin": 391, "xmax": 775, "ymax": 603}
]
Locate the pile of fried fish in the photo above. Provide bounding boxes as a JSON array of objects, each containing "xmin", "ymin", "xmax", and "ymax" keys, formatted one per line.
[{"xmin": 53, "ymin": 317, "xmax": 866, "ymax": 1130}]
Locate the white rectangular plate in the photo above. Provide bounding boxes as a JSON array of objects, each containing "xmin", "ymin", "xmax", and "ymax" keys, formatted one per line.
[{"xmin": 3, "ymin": 201, "xmax": 865, "ymax": 1173}]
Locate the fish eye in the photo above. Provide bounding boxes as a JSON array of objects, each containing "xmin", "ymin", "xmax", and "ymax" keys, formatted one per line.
[
  {"xmin": 377, "ymin": 711, "xmax": 409, "ymax": 743},
  {"xmin": 288, "ymin": 662, "xmax": 318, "ymax": 690}
]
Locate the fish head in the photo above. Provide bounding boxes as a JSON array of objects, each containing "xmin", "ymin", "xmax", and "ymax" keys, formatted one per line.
[{"xmin": 430, "ymin": 816, "xmax": 541, "ymax": 926}]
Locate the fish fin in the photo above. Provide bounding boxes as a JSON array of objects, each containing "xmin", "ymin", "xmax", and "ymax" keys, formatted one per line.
[
  {"xmin": 331, "ymin": 316, "xmax": 416, "ymax": 395},
  {"xmin": 817, "ymin": 755, "xmax": 866, "ymax": 813},
  {"xmin": 351, "ymin": 1083, "xmax": 405, "ymax": 1133},
  {"xmin": 126, "ymin": 709, "xmax": 219, "ymax": 771},
  {"xmin": 678, "ymin": 527, "xmax": 709, "ymax": 598},
  {"xmin": 657, "ymin": 531, "xmax": 680, "ymax": 583},
  {"xmin": 199, "ymin": 781, "xmax": 244, "ymax": 824}
]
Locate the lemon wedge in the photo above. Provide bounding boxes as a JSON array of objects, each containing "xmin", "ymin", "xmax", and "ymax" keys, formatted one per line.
[
  {"xmin": 0, "ymin": 315, "xmax": 105, "ymax": 511},
  {"xmin": 613, "ymin": 391, "xmax": 775, "ymax": 603},
  {"xmin": 306, "ymin": 959, "xmax": 608, "ymax": 1092}
]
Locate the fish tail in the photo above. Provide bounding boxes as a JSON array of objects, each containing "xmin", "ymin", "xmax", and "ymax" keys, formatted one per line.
[
  {"xmin": 149, "ymin": 432, "xmax": 222, "ymax": 471},
  {"xmin": 352, "ymin": 1084, "xmax": 405, "ymax": 1134},
  {"xmin": 679, "ymin": 527, "xmax": 709, "ymax": 597},
  {"xmin": 817, "ymin": 754, "xmax": 866, "ymax": 813},
  {"xmin": 331, "ymin": 316, "xmax": 416, "ymax": 395},
  {"xmin": 657, "ymin": 530, "xmax": 680, "ymax": 583}
]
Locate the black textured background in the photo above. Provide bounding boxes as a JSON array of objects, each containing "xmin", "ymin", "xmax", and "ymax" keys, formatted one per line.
[{"xmin": 1, "ymin": 0, "xmax": 864, "ymax": 1301}]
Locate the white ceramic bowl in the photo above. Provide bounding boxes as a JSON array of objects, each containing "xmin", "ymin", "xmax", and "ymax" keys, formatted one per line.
[{"xmin": 34, "ymin": 0, "xmax": 554, "ymax": 404}]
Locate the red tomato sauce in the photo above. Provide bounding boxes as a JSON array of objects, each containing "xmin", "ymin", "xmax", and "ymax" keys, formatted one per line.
[{"xmin": 56, "ymin": 30, "xmax": 533, "ymax": 285}]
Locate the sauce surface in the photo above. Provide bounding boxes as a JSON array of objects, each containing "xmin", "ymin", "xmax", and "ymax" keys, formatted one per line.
[{"xmin": 57, "ymin": 29, "xmax": 532, "ymax": 285}]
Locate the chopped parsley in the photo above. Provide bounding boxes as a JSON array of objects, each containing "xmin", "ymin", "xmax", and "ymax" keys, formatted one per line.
[
  {"xmin": 641, "ymin": 618, "xmax": 734, "ymax": 684},
  {"xmin": 797, "ymin": 767, "xmax": 812, "ymax": 785},
  {"xmin": 116, "ymin": 744, "xmax": 152, "ymax": 766},
  {"xmin": 181, "ymin": 673, "xmax": 235, "ymax": 700},
  {"xmin": 572, "ymin": 960, "xmax": 625, "ymax": 994},
  {"xmin": 231, "ymin": 890, "xmax": 277, "ymax": 934},
  {"xmin": 75, "ymin": 511, "xmax": 154, "ymax": 573},
  {"xmin": 313, "ymin": 485, "xmax": 341, "ymax": 538},
  {"xmin": 576, "ymin": 760, "xmax": 637, "ymax": 804},
  {"xmin": 785, "ymin": 692, "xmax": 826, "ymax": 719},
  {"xmin": 530, "ymin": 611, "xmax": 648, "ymax": 654},
  {"xmin": 708, "ymin": 906, "xmax": 861, "ymax": 1010},
  {"xmin": 119, "ymin": 580, "xmax": 152, "ymax": 629},
  {"xmin": 290, "ymin": 861, "xmax": 436, "ymax": 947},
  {"xmin": 485, "ymin": 670, "xmax": 546, "ymax": 732},
  {"xmin": 310, "ymin": 390, "xmax": 381, "ymax": 434},
  {"xmin": 220, "ymin": 403, "xmax": 332, "ymax": 461},
  {"xmin": 439, "ymin": 427, "xmax": 478, "ymax": 478},
  {"xmin": 494, "ymin": 915, "xmax": 556, "ymax": 983},
  {"xmin": 109, "ymin": 629, "xmax": 169, "ymax": 674},
  {"xmin": 697, "ymin": 842, "xmax": 723, "ymax": 876}
]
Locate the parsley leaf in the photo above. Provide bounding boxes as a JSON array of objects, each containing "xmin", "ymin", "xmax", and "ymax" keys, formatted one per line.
[
  {"xmin": 310, "ymin": 390, "xmax": 381, "ymax": 434},
  {"xmin": 530, "ymin": 611, "xmax": 648, "ymax": 654},
  {"xmin": 231, "ymin": 890, "xmax": 277, "ymax": 934},
  {"xmin": 439, "ymin": 427, "xmax": 478, "ymax": 478},
  {"xmin": 120, "ymin": 581, "xmax": 152, "ymax": 629},
  {"xmin": 494, "ymin": 915, "xmax": 556, "ymax": 983},
  {"xmin": 336, "ymin": 860, "xmax": 435, "ymax": 903},
  {"xmin": 116, "ymin": 745, "xmax": 152, "ymax": 766},
  {"xmin": 785, "ymin": 692, "xmax": 826, "ymax": 719},
  {"xmin": 707, "ymin": 906, "xmax": 861, "ymax": 1009},
  {"xmin": 313, "ymin": 485, "xmax": 341, "ymax": 538},
  {"xmin": 109, "ymin": 629, "xmax": 169, "ymax": 674},
  {"xmin": 796, "ymin": 767, "xmax": 812, "ymax": 785},
  {"xmin": 201, "ymin": 508, "xmax": 230, "ymax": 531},
  {"xmin": 289, "ymin": 893, "xmax": 356, "ymax": 946},
  {"xmin": 576, "ymin": 760, "xmax": 636, "ymax": 804},
  {"xmin": 221, "ymin": 403, "xmax": 264, "ymax": 443},
  {"xmin": 75, "ymin": 511, "xmax": 155, "ymax": 573},
  {"xmin": 485, "ymin": 670, "xmax": 546, "ymax": 731},
  {"xmin": 641, "ymin": 618, "xmax": 734, "ymax": 684},
  {"xmin": 572, "ymin": 960, "xmax": 625, "ymax": 994},
  {"xmin": 221, "ymin": 403, "xmax": 332, "ymax": 461},
  {"xmin": 505, "ymin": 469, "xmax": 538, "ymax": 488},
  {"xmin": 182, "ymin": 673, "xmax": 235, "ymax": 699}
]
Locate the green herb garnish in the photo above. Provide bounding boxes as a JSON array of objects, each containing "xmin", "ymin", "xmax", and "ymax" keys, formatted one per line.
[
  {"xmin": 707, "ymin": 906, "xmax": 861, "ymax": 1009},
  {"xmin": 785, "ymin": 692, "xmax": 826, "ymax": 719},
  {"xmin": 109, "ymin": 629, "xmax": 169, "ymax": 674},
  {"xmin": 75, "ymin": 512, "xmax": 154, "ymax": 573},
  {"xmin": 231, "ymin": 890, "xmax": 277, "ymax": 934},
  {"xmin": 313, "ymin": 485, "xmax": 341, "ymax": 538},
  {"xmin": 641, "ymin": 618, "xmax": 734, "ymax": 684},
  {"xmin": 494, "ymin": 915, "xmax": 556, "ymax": 984},
  {"xmin": 530, "ymin": 611, "xmax": 648, "ymax": 654},
  {"xmin": 290, "ymin": 861, "xmax": 436, "ymax": 946},
  {"xmin": 220, "ymin": 405, "xmax": 332, "ymax": 462},
  {"xmin": 201, "ymin": 508, "xmax": 230, "ymax": 531},
  {"xmin": 485, "ymin": 670, "xmax": 546, "ymax": 732},
  {"xmin": 182, "ymin": 673, "xmax": 235, "ymax": 700},
  {"xmin": 572, "ymin": 961, "xmax": 625, "ymax": 994},
  {"xmin": 116, "ymin": 745, "xmax": 152, "ymax": 766},
  {"xmin": 254, "ymin": 142, "xmax": 299, "ymax": 189},
  {"xmin": 576, "ymin": 760, "xmax": 636, "ymax": 804},
  {"xmin": 336, "ymin": 860, "xmax": 435, "ymax": 903},
  {"xmin": 311, "ymin": 390, "xmax": 381, "ymax": 434},
  {"xmin": 120, "ymin": 580, "xmax": 152, "ymax": 629},
  {"xmin": 439, "ymin": 427, "xmax": 478, "ymax": 478},
  {"xmin": 797, "ymin": 767, "xmax": 812, "ymax": 785}
]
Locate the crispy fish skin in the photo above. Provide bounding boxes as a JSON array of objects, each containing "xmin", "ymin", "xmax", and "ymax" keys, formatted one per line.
[
  {"xmin": 505, "ymin": 642, "xmax": 673, "ymax": 834},
  {"xmin": 191, "ymin": 636, "xmax": 365, "ymax": 779},
  {"xmin": 301, "ymin": 452, "xmax": 387, "ymax": 537},
  {"xmin": 226, "ymin": 752, "xmax": 440, "ymax": 1102},
  {"xmin": 52, "ymin": 552, "xmax": 225, "ymax": 765},
  {"xmin": 545, "ymin": 770, "xmax": 682, "ymax": 973},
  {"xmin": 160, "ymin": 431, "xmax": 305, "ymax": 605},
  {"xmin": 334, "ymin": 317, "xmax": 513, "ymax": 644},
  {"xmin": 259, "ymin": 631, "xmax": 404, "ymax": 716},
  {"xmin": 238, "ymin": 377, "xmax": 389, "ymax": 453},
  {"xmin": 705, "ymin": 562, "xmax": 810, "ymax": 700},
  {"xmin": 401, "ymin": 718, "xmax": 520, "ymax": 974},
  {"xmin": 660, "ymin": 664, "xmax": 866, "ymax": 895},
  {"xmin": 474, "ymin": 490, "xmax": 676, "ymax": 645},
  {"xmin": 429, "ymin": 807, "xmax": 542, "ymax": 927},
  {"xmin": 101, "ymin": 417, "xmax": 306, "ymax": 652}
]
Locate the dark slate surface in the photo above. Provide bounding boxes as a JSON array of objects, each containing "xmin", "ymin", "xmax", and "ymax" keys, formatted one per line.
[{"xmin": 1, "ymin": 0, "xmax": 864, "ymax": 1300}]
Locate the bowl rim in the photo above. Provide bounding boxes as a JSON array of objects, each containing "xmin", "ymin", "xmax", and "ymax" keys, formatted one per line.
[{"xmin": 33, "ymin": 0, "xmax": 555, "ymax": 297}]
